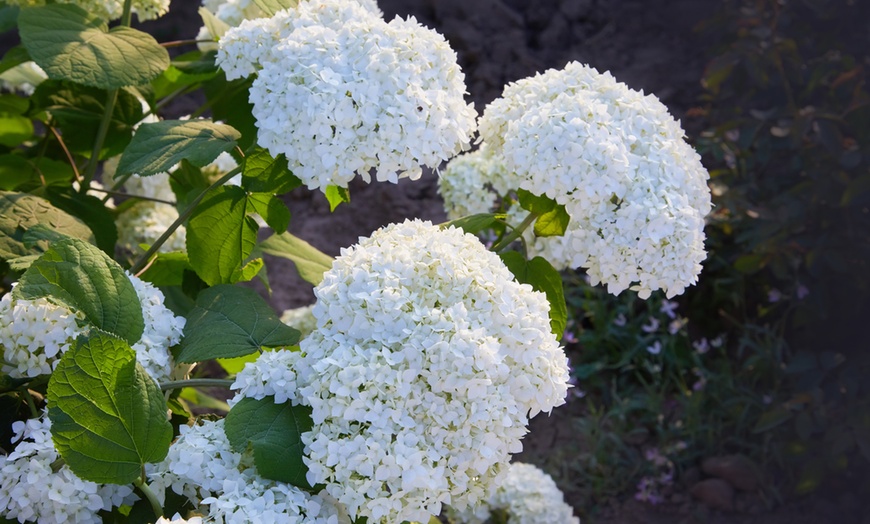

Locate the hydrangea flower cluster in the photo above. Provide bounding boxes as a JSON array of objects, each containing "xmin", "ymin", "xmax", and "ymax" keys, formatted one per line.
[
  {"xmin": 155, "ymin": 514, "xmax": 204, "ymax": 524},
  {"xmin": 230, "ymin": 349, "xmax": 304, "ymax": 406},
  {"xmin": 0, "ymin": 273, "xmax": 184, "ymax": 381},
  {"xmin": 116, "ymin": 200, "xmax": 187, "ymax": 254},
  {"xmin": 2, "ymin": 0, "xmax": 170, "ymax": 21},
  {"xmin": 279, "ymin": 304, "xmax": 317, "ymax": 339},
  {"xmin": 0, "ymin": 61, "xmax": 47, "ymax": 96},
  {"xmin": 469, "ymin": 61, "xmax": 711, "ymax": 298},
  {"xmin": 449, "ymin": 462, "xmax": 579, "ymax": 524},
  {"xmin": 217, "ymin": 0, "xmax": 477, "ymax": 191},
  {"xmin": 0, "ymin": 294, "xmax": 81, "ymax": 378},
  {"xmin": 437, "ymin": 144, "xmax": 516, "ymax": 221},
  {"xmin": 148, "ymin": 419, "xmax": 346, "ymax": 524},
  {"xmin": 0, "ymin": 412, "xmax": 136, "ymax": 524},
  {"xmin": 232, "ymin": 219, "xmax": 569, "ymax": 523}
]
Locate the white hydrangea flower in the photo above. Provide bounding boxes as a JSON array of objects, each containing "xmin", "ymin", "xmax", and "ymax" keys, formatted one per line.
[
  {"xmin": 0, "ymin": 411, "xmax": 136, "ymax": 524},
  {"xmin": 0, "ymin": 273, "xmax": 184, "ymax": 381},
  {"xmin": 126, "ymin": 272, "xmax": 186, "ymax": 382},
  {"xmin": 217, "ymin": 0, "xmax": 477, "ymax": 191},
  {"xmin": 437, "ymin": 144, "xmax": 518, "ymax": 221},
  {"xmin": 0, "ymin": 61, "xmax": 47, "ymax": 96},
  {"xmin": 1, "ymin": 0, "xmax": 169, "ymax": 21},
  {"xmin": 0, "ymin": 293, "xmax": 82, "ymax": 378},
  {"xmin": 148, "ymin": 419, "xmax": 345, "ymax": 524},
  {"xmin": 286, "ymin": 219, "xmax": 569, "ymax": 523},
  {"xmin": 450, "ymin": 462, "xmax": 579, "ymax": 524},
  {"xmin": 155, "ymin": 513, "xmax": 204, "ymax": 524},
  {"xmin": 279, "ymin": 304, "xmax": 317, "ymax": 339},
  {"xmin": 116, "ymin": 200, "xmax": 187, "ymax": 254},
  {"xmin": 230, "ymin": 349, "xmax": 304, "ymax": 406},
  {"xmin": 479, "ymin": 62, "xmax": 712, "ymax": 299}
]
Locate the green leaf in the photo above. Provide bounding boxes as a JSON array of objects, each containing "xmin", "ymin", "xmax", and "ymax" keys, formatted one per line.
[
  {"xmin": 0, "ymin": 93, "xmax": 29, "ymax": 116},
  {"xmin": 44, "ymin": 188, "xmax": 117, "ymax": 255},
  {"xmin": 198, "ymin": 6, "xmax": 230, "ymax": 42},
  {"xmin": 178, "ymin": 387, "xmax": 230, "ymax": 413},
  {"xmin": 31, "ymin": 80, "xmax": 144, "ymax": 158},
  {"xmin": 257, "ymin": 232, "xmax": 333, "ymax": 286},
  {"xmin": 47, "ymin": 332, "xmax": 172, "ymax": 484},
  {"xmin": 324, "ymin": 185, "xmax": 350, "ymax": 212},
  {"xmin": 247, "ymin": 193, "xmax": 291, "ymax": 233},
  {"xmin": 204, "ymin": 74, "xmax": 256, "ymax": 151},
  {"xmin": 516, "ymin": 188, "xmax": 557, "ymax": 214},
  {"xmin": 187, "ymin": 185, "xmax": 258, "ymax": 286},
  {"xmin": 0, "ymin": 46, "xmax": 30, "ymax": 76},
  {"xmin": 13, "ymin": 237, "xmax": 144, "ymax": 343},
  {"xmin": 117, "ymin": 119, "xmax": 240, "ymax": 177},
  {"xmin": 0, "ymin": 154, "xmax": 74, "ymax": 190},
  {"xmin": 242, "ymin": 148, "xmax": 302, "ymax": 194},
  {"xmin": 178, "ymin": 284, "xmax": 299, "ymax": 363},
  {"xmin": 217, "ymin": 352, "xmax": 261, "ymax": 375},
  {"xmin": 18, "ymin": 4, "xmax": 169, "ymax": 89},
  {"xmin": 251, "ymin": 0, "xmax": 299, "ymax": 16},
  {"xmin": 0, "ymin": 6, "xmax": 19, "ymax": 33},
  {"xmin": 0, "ymin": 191, "xmax": 94, "ymax": 260},
  {"xmin": 0, "ymin": 116, "xmax": 33, "ymax": 147},
  {"xmin": 440, "ymin": 213, "xmax": 505, "ymax": 236},
  {"xmin": 499, "ymin": 252, "xmax": 567, "ymax": 338},
  {"xmin": 139, "ymin": 251, "xmax": 191, "ymax": 287},
  {"xmin": 224, "ymin": 396, "xmax": 312, "ymax": 487},
  {"xmin": 533, "ymin": 204, "xmax": 570, "ymax": 237},
  {"xmin": 752, "ymin": 406, "xmax": 793, "ymax": 433},
  {"xmin": 150, "ymin": 63, "xmax": 218, "ymax": 100}
]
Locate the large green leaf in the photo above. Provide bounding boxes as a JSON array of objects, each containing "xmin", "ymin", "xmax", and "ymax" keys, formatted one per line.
[
  {"xmin": 0, "ymin": 45, "xmax": 30, "ymax": 76},
  {"xmin": 246, "ymin": 193, "xmax": 291, "ymax": 233},
  {"xmin": 139, "ymin": 251, "xmax": 191, "ymax": 287},
  {"xmin": 224, "ymin": 396, "xmax": 312, "ymax": 487},
  {"xmin": 499, "ymin": 252, "xmax": 567, "ymax": 338},
  {"xmin": 31, "ymin": 80, "xmax": 144, "ymax": 158},
  {"xmin": 257, "ymin": 232, "xmax": 333, "ymax": 286},
  {"xmin": 116, "ymin": 119, "xmax": 240, "ymax": 177},
  {"xmin": 178, "ymin": 285, "xmax": 300, "ymax": 363},
  {"xmin": 0, "ymin": 191, "xmax": 93, "ymax": 260},
  {"xmin": 47, "ymin": 332, "xmax": 172, "ymax": 484},
  {"xmin": 242, "ymin": 148, "xmax": 302, "ymax": 194},
  {"xmin": 204, "ymin": 75, "xmax": 256, "ymax": 151},
  {"xmin": 44, "ymin": 188, "xmax": 117, "ymax": 255},
  {"xmin": 13, "ymin": 237, "xmax": 144, "ymax": 344},
  {"xmin": 187, "ymin": 185, "xmax": 259, "ymax": 286},
  {"xmin": 0, "ymin": 154, "xmax": 74, "ymax": 191},
  {"xmin": 18, "ymin": 4, "xmax": 169, "ymax": 89},
  {"xmin": 0, "ymin": 115, "xmax": 33, "ymax": 147},
  {"xmin": 533, "ymin": 205, "xmax": 570, "ymax": 237}
]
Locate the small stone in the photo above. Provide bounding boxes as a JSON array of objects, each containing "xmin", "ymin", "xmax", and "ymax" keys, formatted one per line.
[
  {"xmin": 701, "ymin": 454, "xmax": 763, "ymax": 491},
  {"xmin": 689, "ymin": 478, "xmax": 734, "ymax": 511},
  {"xmin": 681, "ymin": 466, "xmax": 701, "ymax": 488}
]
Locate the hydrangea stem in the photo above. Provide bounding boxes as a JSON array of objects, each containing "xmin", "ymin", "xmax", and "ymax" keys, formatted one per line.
[
  {"xmin": 129, "ymin": 166, "xmax": 243, "ymax": 274},
  {"xmin": 159, "ymin": 378, "xmax": 235, "ymax": 392},
  {"xmin": 80, "ymin": 0, "xmax": 134, "ymax": 194},
  {"xmin": 133, "ymin": 475, "xmax": 163, "ymax": 520},
  {"xmin": 491, "ymin": 212, "xmax": 538, "ymax": 252}
]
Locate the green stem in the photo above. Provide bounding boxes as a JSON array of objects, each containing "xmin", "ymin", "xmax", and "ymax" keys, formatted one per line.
[
  {"xmin": 159, "ymin": 378, "xmax": 235, "ymax": 392},
  {"xmin": 87, "ymin": 186, "xmax": 177, "ymax": 206},
  {"xmin": 133, "ymin": 476, "xmax": 163, "ymax": 520},
  {"xmin": 129, "ymin": 166, "xmax": 243, "ymax": 274},
  {"xmin": 80, "ymin": 88, "xmax": 118, "ymax": 193},
  {"xmin": 491, "ymin": 212, "xmax": 538, "ymax": 252},
  {"xmin": 21, "ymin": 389, "xmax": 38, "ymax": 418},
  {"xmin": 121, "ymin": 0, "xmax": 133, "ymax": 27}
]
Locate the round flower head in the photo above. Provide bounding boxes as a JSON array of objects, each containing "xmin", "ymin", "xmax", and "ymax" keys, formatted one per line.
[
  {"xmin": 0, "ymin": 411, "xmax": 136, "ymax": 524},
  {"xmin": 0, "ymin": 273, "xmax": 184, "ymax": 381},
  {"xmin": 450, "ymin": 462, "xmax": 579, "ymax": 524},
  {"xmin": 217, "ymin": 0, "xmax": 477, "ymax": 191},
  {"xmin": 148, "ymin": 419, "xmax": 346, "ymax": 524},
  {"xmin": 291, "ymin": 219, "xmax": 570, "ymax": 523},
  {"xmin": 0, "ymin": 61, "xmax": 47, "ymax": 96},
  {"xmin": 1, "ymin": 0, "xmax": 169, "ymax": 21},
  {"xmin": 479, "ymin": 62, "xmax": 712, "ymax": 298},
  {"xmin": 155, "ymin": 513, "xmax": 204, "ymax": 524}
]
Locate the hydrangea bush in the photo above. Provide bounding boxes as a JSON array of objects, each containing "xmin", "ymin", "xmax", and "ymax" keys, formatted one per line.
[{"xmin": 0, "ymin": 0, "xmax": 710, "ymax": 523}]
